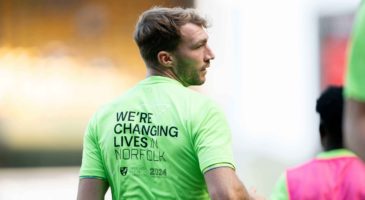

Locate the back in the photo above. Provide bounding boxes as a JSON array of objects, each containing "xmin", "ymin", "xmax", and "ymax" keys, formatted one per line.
[
  {"xmin": 80, "ymin": 76, "xmax": 235, "ymax": 199},
  {"xmin": 287, "ymin": 149, "xmax": 365, "ymax": 200}
]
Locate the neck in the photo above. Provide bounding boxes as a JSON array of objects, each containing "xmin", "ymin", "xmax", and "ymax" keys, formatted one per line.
[
  {"xmin": 322, "ymin": 139, "xmax": 343, "ymax": 151},
  {"xmin": 146, "ymin": 66, "xmax": 189, "ymax": 86},
  {"xmin": 323, "ymin": 144, "xmax": 343, "ymax": 151}
]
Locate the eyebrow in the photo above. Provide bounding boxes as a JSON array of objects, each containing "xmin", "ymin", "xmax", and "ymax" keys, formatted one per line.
[{"xmin": 192, "ymin": 38, "xmax": 208, "ymax": 47}]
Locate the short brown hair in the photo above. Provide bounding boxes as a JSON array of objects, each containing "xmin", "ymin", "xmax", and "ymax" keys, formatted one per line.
[{"xmin": 134, "ymin": 7, "xmax": 208, "ymax": 67}]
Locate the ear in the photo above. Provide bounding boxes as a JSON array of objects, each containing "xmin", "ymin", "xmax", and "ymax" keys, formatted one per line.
[{"xmin": 157, "ymin": 51, "xmax": 174, "ymax": 68}]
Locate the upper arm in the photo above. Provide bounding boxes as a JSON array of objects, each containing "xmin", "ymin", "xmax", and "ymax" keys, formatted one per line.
[
  {"xmin": 193, "ymin": 102, "xmax": 235, "ymax": 173},
  {"xmin": 204, "ymin": 167, "xmax": 250, "ymax": 200},
  {"xmin": 193, "ymin": 102, "xmax": 250, "ymax": 199},
  {"xmin": 80, "ymin": 115, "xmax": 107, "ymax": 179},
  {"xmin": 78, "ymin": 115, "xmax": 109, "ymax": 199},
  {"xmin": 77, "ymin": 178, "xmax": 109, "ymax": 200}
]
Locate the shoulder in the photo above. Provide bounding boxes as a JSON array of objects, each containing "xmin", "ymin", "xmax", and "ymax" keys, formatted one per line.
[
  {"xmin": 184, "ymin": 88, "xmax": 220, "ymax": 107},
  {"xmin": 286, "ymin": 158, "xmax": 317, "ymax": 175},
  {"xmin": 184, "ymin": 89, "xmax": 226, "ymax": 121}
]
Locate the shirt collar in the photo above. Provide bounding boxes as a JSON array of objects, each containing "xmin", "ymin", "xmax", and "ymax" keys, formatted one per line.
[
  {"xmin": 316, "ymin": 148, "xmax": 357, "ymax": 159},
  {"xmin": 139, "ymin": 76, "xmax": 184, "ymax": 86}
]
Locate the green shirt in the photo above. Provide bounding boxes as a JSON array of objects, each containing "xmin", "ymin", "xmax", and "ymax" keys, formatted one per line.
[
  {"xmin": 345, "ymin": 2, "xmax": 365, "ymax": 101},
  {"xmin": 270, "ymin": 149, "xmax": 357, "ymax": 200},
  {"xmin": 80, "ymin": 76, "xmax": 235, "ymax": 200}
]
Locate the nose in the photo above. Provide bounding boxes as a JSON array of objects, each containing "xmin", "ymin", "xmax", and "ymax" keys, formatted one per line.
[{"xmin": 205, "ymin": 45, "xmax": 215, "ymax": 61}]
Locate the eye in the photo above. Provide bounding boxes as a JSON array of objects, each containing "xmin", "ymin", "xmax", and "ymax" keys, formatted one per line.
[
  {"xmin": 194, "ymin": 43, "xmax": 205, "ymax": 49},
  {"xmin": 192, "ymin": 40, "xmax": 208, "ymax": 49}
]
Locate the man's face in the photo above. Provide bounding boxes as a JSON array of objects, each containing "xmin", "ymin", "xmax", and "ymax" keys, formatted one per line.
[{"xmin": 172, "ymin": 23, "xmax": 215, "ymax": 86}]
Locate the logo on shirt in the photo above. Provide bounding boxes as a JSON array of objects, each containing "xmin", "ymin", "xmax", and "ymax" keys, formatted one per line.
[{"xmin": 120, "ymin": 167, "xmax": 128, "ymax": 176}]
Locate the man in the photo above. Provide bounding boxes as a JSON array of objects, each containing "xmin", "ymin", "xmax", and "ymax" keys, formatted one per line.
[
  {"xmin": 271, "ymin": 86, "xmax": 365, "ymax": 200},
  {"xmin": 77, "ymin": 7, "xmax": 251, "ymax": 200},
  {"xmin": 344, "ymin": 2, "xmax": 365, "ymax": 161}
]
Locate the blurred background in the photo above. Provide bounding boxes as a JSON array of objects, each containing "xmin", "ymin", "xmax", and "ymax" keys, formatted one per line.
[{"xmin": 0, "ymin": 0, "xmax": 361, "ymax": 199}]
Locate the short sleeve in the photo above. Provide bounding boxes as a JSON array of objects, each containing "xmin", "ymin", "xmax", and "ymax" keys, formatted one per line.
[
  {"xmin": 345, "ymin": 3, "xmax": 365, "ymax": 101},
  {"xmin": 192, "ymin": 101, "xmax": 235, "ymax": 174},
  {"xmin": 79, "ymin": 114, "xmax": 107, "ymax": 179},
  {"xmin": 271, "ymin": 173, "xmax": 290, "ymax": 200}
]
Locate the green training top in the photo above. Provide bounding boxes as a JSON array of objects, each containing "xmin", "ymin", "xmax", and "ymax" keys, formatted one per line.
[
  {"xmin": 80, "ymin": 76, "xmax": 235, "ymax": 200},
  {"xmin": 345, "ymin": 2, "xmax": 365, "ymax": 101}
]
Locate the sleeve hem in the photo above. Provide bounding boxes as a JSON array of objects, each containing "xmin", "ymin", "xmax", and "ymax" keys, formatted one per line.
[
  {"xmin": 201, "ymin": 161, "xmax": 235, "ymax": 174},
  {"xmin": 79, "ymin": 175, "xmax": 107, "ymax": 180}
]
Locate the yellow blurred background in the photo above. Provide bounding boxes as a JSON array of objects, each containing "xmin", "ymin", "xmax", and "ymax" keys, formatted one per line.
[{"xmin": 0, "ymin": 0, "xmax": 193, "ymax": 166}]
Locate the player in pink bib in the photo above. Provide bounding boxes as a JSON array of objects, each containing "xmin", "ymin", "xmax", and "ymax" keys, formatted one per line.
[{"xmin": 271, "ymin": 86, "xmax": 365, "ymax": 200}]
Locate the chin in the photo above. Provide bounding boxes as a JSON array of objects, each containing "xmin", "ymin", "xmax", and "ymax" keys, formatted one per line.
[
  {"xmin": 188, "ymin": 77, "xmax": 206, "ymax": 86},
  {"xmin": 189, "ymin": 80, "xmax": 205, "ymax": 86},
  {"xmin": 200, "ymin": 77, "xmax": 206, "ymax": 84},
  {"xmin": 197, "ymin": 79, "xmax": 205, "ymax": 85}
]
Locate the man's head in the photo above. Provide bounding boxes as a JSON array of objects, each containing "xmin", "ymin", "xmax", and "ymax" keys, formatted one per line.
[
  {"xmin": 316, "ymin": 86, "xmax": 344, "ymax": 151},
  {"xmin": 134, "ymin": 7, "xmax": 215, "ymax": 86}
]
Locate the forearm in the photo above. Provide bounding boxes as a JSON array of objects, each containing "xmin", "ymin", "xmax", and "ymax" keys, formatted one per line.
[
  {"xmin": 345, "ymin": 99, "xmax": 365, "ymax": 161},
  {"xmin": 77, "ymin": 178, "xmax": 109, "ymax": 200},
  {"xmin": 205, "ymin": 167, "xmax": 251, "ymax": 200},
  {"xmin": 209, "ymin": 183, "xmax": 249, "ymax": 200}
]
